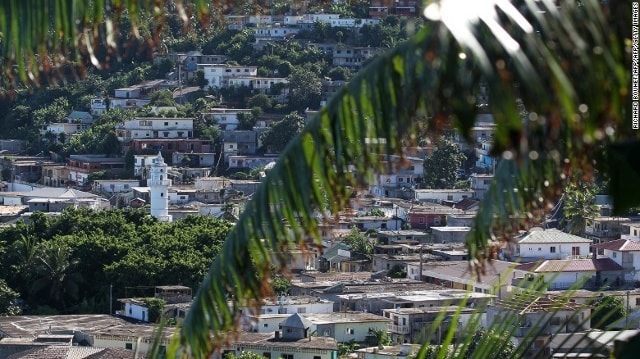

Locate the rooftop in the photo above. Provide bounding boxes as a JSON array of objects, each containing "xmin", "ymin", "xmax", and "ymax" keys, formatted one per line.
[
  {"xmin": 517, "ymin": 228, "xmax": 591, "ymax": 244},
  {"xmin": 233, "ymin": 332, "xmax": 337, "ymax": 350},
  {"xmin": 492, "ymin": 293, "xmax": 583, "ymax": 314},
  {"xmin": 592, "ymin": 239, "xmax": 640, "ymax": 252},
  {"xmin": 515, "ymin": 258, "xmax": 623, "ymax": 273}
]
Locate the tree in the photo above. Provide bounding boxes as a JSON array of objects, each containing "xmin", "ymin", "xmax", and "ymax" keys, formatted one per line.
[
  {"xmin": 149, "ymin": 90, "xmax": 176, "ymax": 107},
  {"xmin": 246, "ymin": 93, "xmax": 272, "ymax": 112},
  {"xmin": 0, "ymin": 279, "xmax": 20, "ymax": 316},
  {"xmin": 287, "ymin": 67, "xmax": 322, "ymax": 112},
  {"xmin": 387, "ymin": 264, "xmax": 406, "ymax": 279},
  {"xmin": 462, "ymin": 329, "xmax": 516, "ymax": 359},
  {"xmin": 0, "ymin": 2, "xmax": 635, "ymax": 358},
  {"xmin": 260, "ymin": 112, "xmax": 305, "ymax": 153},
  {"xmin": 341, "ymin": 226, "xmax": 373, "ymax": 261},
  {"xmin": 561, "ymin": 182, "xmax": 601, "ymax": 236},
  {"xmin": 31, "ymin": 242, "xmax": 83, "ymax": 313},
  {"xmin": 422, "ymin": 137, "xmax": 466, "ymax": 189},
  {"xmin": 368, "ymin": 328, "xmax": 392, "ymax": 347},
  {"xmin": 589, "ymin": 295, "xmax": 627, "ymax": 330}
]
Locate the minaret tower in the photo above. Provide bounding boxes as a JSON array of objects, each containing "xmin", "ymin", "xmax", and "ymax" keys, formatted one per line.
[{"xmin": 148, "ymin": 152, "xmax": 172, "ymax": 222}]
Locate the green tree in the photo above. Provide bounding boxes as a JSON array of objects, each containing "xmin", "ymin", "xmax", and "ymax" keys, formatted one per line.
[
  {"xmin": 368, "ymin": 328, "xmax": 392, "ymax": 347},
  {"xmin": 462, "ymin": 329, "xmax": 516, "ymax": 359},
  {"xmin": 342, "ymin": 226, "xmax": 373, "ymax": 261},
  {"xmin": 387, "ymin": 264, "xmax": 406, "ymax": 279},
  {"xmin": 149, "ymin": 90, "xmax": 176, "ymax": 107},
  {"xmin": 247, "ymin": 93, "xmax": 272, "ymax": 112},
  {"xmin": 422, "ymin": 137, "xmax": 466, "ymax": 189},
  {"xmin": 224, "ymin": 351, "xmax": 267, "ymax": 359},
  {"xmin": 0, "ymin": 279, "xmax": 20, "ymax": 316},
  {"xmin": 31, "ymin": 242, "xmax": 83, "ymax": 313},
  {"xmin": 287, "ymin": 67, "xmax": 322, "ymax": 112},
  {"xmin": 260, "ymin": 112, "xmax": 305, "ymax": 153},
  {"xmin": 589, "ymin": 295, "xmax": 627, "ymax": 330},
  {"xmin": 561, "ymin": 182, "xmax": 600, "ymax": 236},
  {"xmin": 142, "ymin": 297, "xmax": 166, "ymax": 323}
]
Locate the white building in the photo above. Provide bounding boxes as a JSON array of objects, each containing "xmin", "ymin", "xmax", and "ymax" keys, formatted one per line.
[
  {"xmin": 147, "ymin": 153, "xmax": 172, "ymax": 222},
  {"xmin": 198, "ymin": 64, "xmax": 258, "ymax": 89},
  {"xmin": 116, "ymin": 118, "xmax": 194, "ymax": 141},
  {"xmin": 370, "ymin": 155, "xmax": 423, "ymax": 198},
  {"xmin": 593, "ymin": 239, "xmax": 640, "ymax": 283},
  {"xmin": 134, "ymin": 154, "xmax": 161, "ymax": 178},
  {"xmin": 201, "ymin": 108, "xmax": 253, "ymax": 130},
  {"xmin": 513, "ymin": 228, "xmax": 592, "ymax": 261},
  {"xmin": 412, "ymin": 189, "xmax": 473, "ymax": 203},
  {"xmin": 470, "ymin": 173, "xmax": 493, "ymax": 199}
]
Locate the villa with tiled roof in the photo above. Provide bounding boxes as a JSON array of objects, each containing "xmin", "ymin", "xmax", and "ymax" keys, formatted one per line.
[
  {"xmin": 593, "ymin": 238, "xmax": 640, "ymax": 283},
  {"xmin": 514, "ymin": 258, "xmax": 623, "ymax": 290},
  {"xmin": 506, "ymin": 228, "xmax": 592, "ymax": 261}
]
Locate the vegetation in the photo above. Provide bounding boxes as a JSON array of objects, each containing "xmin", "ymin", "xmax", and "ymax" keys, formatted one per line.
[
  {"xmin": 589, "ymin": 295, "xmax": 627, "ymax": 330},
  {"xmin": 341, "ymin": 227, "xmax": 374, "ymax": 261},
  {"xmin": 561, "ymin": 181, "xmax": 601, "ymax": 236},
  {"xmin": 0, "ymin": 209, "xmax": 232, "ymax": 314},
  {"xmin": 422, "ymin": 136, "xmax": 467, "ymax": 189}
]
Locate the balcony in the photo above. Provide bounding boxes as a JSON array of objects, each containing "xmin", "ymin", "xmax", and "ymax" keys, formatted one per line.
[{"xmin": 387, "ymin": 324, "xmax": 410, "ymax": 334}]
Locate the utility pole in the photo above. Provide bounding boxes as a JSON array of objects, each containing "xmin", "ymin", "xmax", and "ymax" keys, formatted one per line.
[{"xmin": 109, "ymin": 284, "xmax": 113, "ymax": 315}]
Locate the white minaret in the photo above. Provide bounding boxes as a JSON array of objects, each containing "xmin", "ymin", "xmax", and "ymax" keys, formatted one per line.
[{"xmin": 148, "ymin": 152, "xmax": 172, "ymax": 222}]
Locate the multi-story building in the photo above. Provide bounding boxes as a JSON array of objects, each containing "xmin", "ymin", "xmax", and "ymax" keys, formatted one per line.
[
  {"xmin": 116, "ymin": 118, "xmax": 194, "ymax": 142},
  {"xmin": 198, "ymin": 64, "xmax": 258, "ymax": 89},
  {"xmin": 369, "ymin": 155, "xmax": 424, "ymax": 198},
  {"xmin": 67, "ymin": 155, "xmax": 126, "ymax": 186},
  {"xmin": 201, "ymin": 108, "xmax": 254, "ymax": 131},
  {"xmin": 332, "ymin": 46, "xmax": 378, "ymax": 71}
]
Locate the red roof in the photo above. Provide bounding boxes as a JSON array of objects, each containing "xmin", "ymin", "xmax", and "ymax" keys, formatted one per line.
[
  {"xmin": 516, "ymin": 258, "xmax": 623, "ymax": 273},
  {"xmin": 592, "ymin": 239, "xmax": 640, "ymax": 251}
]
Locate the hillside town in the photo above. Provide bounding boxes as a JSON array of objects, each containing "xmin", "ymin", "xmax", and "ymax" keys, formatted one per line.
[{"xmin": 0, "ymin": 1, "xmax": 636, "ymax": 359}]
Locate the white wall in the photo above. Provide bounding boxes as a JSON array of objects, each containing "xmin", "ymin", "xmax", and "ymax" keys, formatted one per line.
[
  {"xmin": 123, "ymin": 302, "xmax": 149, "ymax": 322},
  {"xmin": 517, "ymin": 242, "xmax": 590, "ymax": 259}
]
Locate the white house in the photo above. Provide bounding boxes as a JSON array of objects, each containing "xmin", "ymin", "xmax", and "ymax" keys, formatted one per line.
[
  {"xmin": 201, "ymin": 108, "xmax": 253, "ymax": 130},
  {"xmin": 116, "ymin": 118, "xmax": 194, "ymax": 141},
  {"xmin": 622, "ymin": 221, "xmax": 640, "ymax": 240},
  {"xmin": 513, "ymin": 258, "xmax": 623, "ymax": 290},
  {"xmin": 512, "ymin": 228, "xmax": 592, "ymax": 261},
  {"xmin": 412, "ymin": 189, "xmax": 473, "ymax": 203},
  {"xmin": 244, "ymin": 295, "xmax": 335, "ymax": 316},
  {"xmin": 198, "ymin": 64, "xmax": 258, "ymax": 89},
  {"xmin": 370, "ymin": 155, "xmax": 424, "ymax": 198},
  {"xmin": 470, "ymin": 173, "xmax": 493, "ymax": 199},
  {"xmin": 93, "ymin": 179, "xmax": 139, "ymax": 194},
  {"xmin": 593, "ymin": 239, "xmax": 640, "ymax": 283},
  {"xmin": 431, "ymin": 226, "xmax": 471, "ymax": 243}
]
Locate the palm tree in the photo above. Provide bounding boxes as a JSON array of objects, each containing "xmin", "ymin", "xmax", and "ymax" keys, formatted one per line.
[
  {"xmin": 31, "ymin": 242, "xmax": 83, "ymax": 313},
  {"xmin": 560, "ymin": 182, "xmax": 601, "ymax": 236},
  {"xmin": 0, "ymin": 0, "xmax": 635, "ymax": 358}
]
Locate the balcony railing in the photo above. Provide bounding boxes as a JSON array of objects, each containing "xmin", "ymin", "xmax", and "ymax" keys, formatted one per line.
[{"xmin": 387, "ymin": 324, "xmax": 410, "ymax": 334}]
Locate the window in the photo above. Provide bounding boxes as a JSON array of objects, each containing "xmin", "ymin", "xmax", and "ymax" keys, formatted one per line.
[
  {"xmin": 263, "ymin": 323, "xmax": 269, "ymax": 327},
  {"xmin": 164, "ymin": 122, "xmax": 169, "ymax": 126},
  {"xmin": 613, "ymin": 252, "xmax": 617, "ymax": 258},
  {"xmin": 126, "ymin": 343, "xmax": 133, "ymax": 350},
  {"xmin": 419, "ymin": 217, "xmax": 425, "ymax": 224},
  {"xmin": 282, "ymin": 355, "xmax": 294, "ymax": 359},
  {"xmin": 572, "ymin": 246, "xmax": 581, "ymax": 256},
  {"xmin": 538, "ymin": 247, "xmax": 542, "ymax": 251},
  {"xmin": 636, "ymin": 298, "xmax": 640, "ymax": 306},
  {"xmin": 434, "ymin": 217, "xmax": 441, "ymax": 225},
  {"xmin": 399, "ymin": 177, "xmax": 404, "ymax": 182},
  {"xmin": 297, "ymin": 307, "xmax": 306, "ymax": 313},
  {"xmin": 550, "ymin": 247, "xmax": 556, "ymax": 253},
  {"xmin": 346, "ymin": 328, "xmax": 354, "ymax": 335}
]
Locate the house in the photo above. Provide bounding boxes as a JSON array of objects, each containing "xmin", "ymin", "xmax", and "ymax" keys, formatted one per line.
[
  {"xmin": 241, "ymin": 312, "xmax": 391, "ymax": 344},
  {"xmin": 383, "ymin": 306, "xmax": 478, "ymax": 344},
  {"xmin": 377, "ymin": 230, "xmax": 431, "ymax": 245},
  {"xmin": 201, "ymin": 108, "xmax": 254, "ymax": 131},
  {"xmin": 512, "ymin": 258, "xmax": 624, "ymax": 290},
  {"xmin": 412, "ymin": 189, "xmax": 473, "ymax": 204},
  {"xmin": 0, "ymin": 315, "xmax": 173, "ymax": 356},
  {"xmin": 67, "ymin": 155, "xmax": 126, "ymax": 186},
  {"xmin": 228, "ymin": 155, "xmax": 278, "ymax": 170},
  {"xmin": 486, "ymin": 293, "xmax": 591, "ymax": 358},
  {"xmin": 593, "ymin": 239, "xmax": 640, "ymax": 284},
  {"xmin": 470, "ymin": 173, "xmax": 493, "ymax": 199},
  {"xmin": 332, "ymin": 46, "xmax": 378, "ymax": 71},
  {"xmin": 20, "ymin": 187, "xmax": 109, "ymax": 212},
  {"xmin": 198, "ymin": 64, "xmax": 258, "ymax": 90},
  {"xmin": 116, "ymin": 117, "xmax": 194, "ymax": 142},
  {"xmin": 408, "ymin": 260, "xmax": 516, "ymax": 297},
  {"xmin": 369, "ymin": 155, "xmax": 424, "ymax": 198},
  {"xmin": 171, "ymin": 152, "xmax": 216, "ymax": 167},
  {"xmin": 431, "ymin": 226, "xmax": 471, "ymax": 243},
  {"xmin": 509, "ymin": 228, "xmax": 593, "ymax": 261},
  {"xmin": 124, "ymin": 138, "xmax": 213, "ymax": 155},
  {"xmin": 92, "ymin": 179, "xmax": 139, "ymax": 194},
  {"xmin": 622, "ymin": 221, "xmax": 640, "ymax": 240},
  {"xmin": 218, "ymin": 320, "xmax": 338, "ymax": 359},
  {"xmin": 585, "ymin": 216, "xmax": 635, "ymax": 243},
  {"xmin": 117, "ymin": 285, "xmax": 193, "ymax": 322},
  {"xmin": 407, "ymin": 203, "xmax": 461, "ymax": 230},
  {"xmin": 41, "ymin": 164, "xmax": 71, "ymax": 187},
  {"xmin": 222, "ymin": 131, "xmax": 259, "ymax": 163},
  {"xmin": 337, "ymin": 289, "xmax": 494, "ymax": 317},
  {"xmin": 245, "ymin": 296, "xmax": 335, "ymax": 317},
  {"xmin": 356, "ymin": 344, "xmax": 421, "ymax": 359}
]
